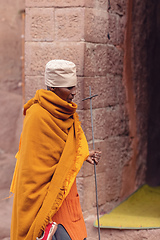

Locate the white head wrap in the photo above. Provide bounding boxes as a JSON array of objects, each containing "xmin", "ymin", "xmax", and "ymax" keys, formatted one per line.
[{"xmin": 45, "ymin": 60, "xmax": 77, "ymax": 87}]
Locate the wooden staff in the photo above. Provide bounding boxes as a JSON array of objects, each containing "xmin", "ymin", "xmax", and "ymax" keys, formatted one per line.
[{"xmin": 82, "ymin": 86, "xmax": 101, "ymax": 240}]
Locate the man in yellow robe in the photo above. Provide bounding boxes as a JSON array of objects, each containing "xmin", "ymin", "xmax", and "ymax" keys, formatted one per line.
[{"xmin": 10, "ymin": 60, "xmax": 101, "ymax": 240}]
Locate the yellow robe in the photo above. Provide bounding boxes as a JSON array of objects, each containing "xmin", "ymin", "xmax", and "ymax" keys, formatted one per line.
[{"xmin": 10, "ymin": 89, "xmax": 89, "ymax": 240}]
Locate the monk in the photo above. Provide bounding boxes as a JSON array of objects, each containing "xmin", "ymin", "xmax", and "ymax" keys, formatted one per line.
[{"xmin": 10, "ymin": 60, "xmax": 101, "ymax": 240}]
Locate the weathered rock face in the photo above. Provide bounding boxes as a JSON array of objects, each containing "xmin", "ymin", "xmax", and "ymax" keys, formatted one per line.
[
  {"xmin": 0, "ymin": 0, "xmax": 24, "ymax": 239},
  {"xmin": 0, "ymin": 91, "xmax": 23, "ymax": 240},
  {"xmin": 0, "ymin": 0, "xmax": 24, "ymax": 94},
  {"xmin": 0, "ymin": 93, "xmax": 23, "ymax": 240},
  {"xmin": 0, "ymin": 91, "xmax": 22, "ymax": 154}
]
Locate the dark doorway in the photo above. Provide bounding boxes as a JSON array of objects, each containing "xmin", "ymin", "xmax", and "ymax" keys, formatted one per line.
[{"xmin": 146, "ymin": 0, "xmax": 160, "ymax": 186}]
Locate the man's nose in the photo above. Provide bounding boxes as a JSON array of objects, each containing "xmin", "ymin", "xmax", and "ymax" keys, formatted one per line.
[{"xmin": 71, "ymin": 87, "xmax": 76, "ymax": 95}]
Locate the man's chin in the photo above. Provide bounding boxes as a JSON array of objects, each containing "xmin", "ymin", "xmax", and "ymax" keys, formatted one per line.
[{"xmin": 67, "ymin": 99, "xmax": 73, "ymax": 103}]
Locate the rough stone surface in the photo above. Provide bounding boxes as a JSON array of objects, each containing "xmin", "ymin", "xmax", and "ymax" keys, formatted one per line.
[
  {"xmin": 25, "ymin": 76, "xmax": 46, "ymax": 101},
  {"xmin": 0, "ymin": 2, "xmax": 24, "ymax": 239},
  {"xmin": 0, "ymin": 154, "xmax": 16, "ymax": 239},
  {"xmin": 108, "ymin": 13, "xmax": 126, "ymax": 46},
  {"xmin": 109, "ymin": 0, "xmax": 127, "ymax": 16},
  {"xmin": 25, "ymin": 0, "xmax": 109, "ymax": 9},
  {"xmin": 0, "ymin": 0, "xmax": 24, "ymax": 94},
  {"xmin": 0, "ymin": 91, "xmax": 22, "ymax": 154},
  {"xmin": 25, "ymin": 8, "xmax": 55, "ymax": 42},
  {"xmin": 82, "ymin": 175, "xmax": 96, "ymax": 211},
  {"xmin": 0, "ymin": 92, "xmax": 22, "ymax": 239},
  {"xmin": 106, "ymin": 45, "xmax": 124, "ymax": 75},
  {"xmin": 84, "ymin": 108, "xmax": 107, "ymax": 141},
  {"xmin": 83, "ymin": 77, "xmax": 109, "ymax": 109},
  {"xmin": 0, "ymin": 153, "xmax": 17, "ymax": 191},
  {"xmin": 84, "ymin": 8, "xmax": 108, "ymax": 43},
  {"xmin": 85, "ymin": 0, "xmax": 108, "ymax": 10},
  {"xmin": 83, "ymin": 74, "xmax": 126, "ymax": 110},
  {"xmin": 0, "ymin": 188, "xmax": 13, "ymax": 239},
  {"xmin": 84, "ymin": 105, "xmax": 129, "ymax": 142},
  {"xmin": 55, "ymin": 8, "xmax": 84, "ymax": 42},
  {"xmin": 25, "ymin": 0, "xmax": 86, "ymax": 7},
  {"xmin": 84, "ymin": 43, "xmax": 108, "ymax": 77}
]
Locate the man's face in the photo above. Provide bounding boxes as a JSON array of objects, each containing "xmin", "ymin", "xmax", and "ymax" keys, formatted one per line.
[{"xmin": 53, "ymin": 86, "xmax": 77, "ymax": 103}]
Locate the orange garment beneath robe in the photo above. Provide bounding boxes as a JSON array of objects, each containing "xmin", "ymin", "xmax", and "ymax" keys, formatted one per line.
[{"xmin": 53, "ymin": 179, "xmax": 87, "ymax": 240}]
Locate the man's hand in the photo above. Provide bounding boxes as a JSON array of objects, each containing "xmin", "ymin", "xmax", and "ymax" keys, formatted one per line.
[{"xmin": 86, "ymin": 150, "xmax": 101, "ymax": 165}]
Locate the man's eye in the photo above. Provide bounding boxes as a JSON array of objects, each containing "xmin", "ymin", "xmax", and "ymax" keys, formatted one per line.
[{"xmin": 67, "ymin": 87, "xmax": 73, "ymax": 90}]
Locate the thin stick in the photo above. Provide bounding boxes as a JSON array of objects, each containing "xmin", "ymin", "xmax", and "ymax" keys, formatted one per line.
[{"xmin": 82, "ymin": 87, "xmax": 101, "ymax": 240}]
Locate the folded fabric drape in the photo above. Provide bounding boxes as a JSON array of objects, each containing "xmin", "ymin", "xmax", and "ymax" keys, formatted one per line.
[{"xmin": 10, "ymin": 89, "xmax": 89, "ymax": 240}]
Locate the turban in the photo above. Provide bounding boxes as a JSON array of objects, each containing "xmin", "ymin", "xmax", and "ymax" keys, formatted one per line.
[{"xmin": 45, "ymin": 60, "xmax": 77, "ymax": 88}]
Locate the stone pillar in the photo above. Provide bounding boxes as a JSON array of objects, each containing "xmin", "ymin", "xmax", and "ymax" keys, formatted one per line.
[
  {"xmin": 24, "ymin": 0, "xmax": 143, "ymax": 238},
  {"xmin": 81, "ymin": 1, "xmax": 129, "ymax": 218}
]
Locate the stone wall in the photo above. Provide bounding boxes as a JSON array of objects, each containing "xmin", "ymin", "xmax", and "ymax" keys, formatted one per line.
[
  {"xmin": 0, "ymin": 0, "xmax": 25, "ymax": 239},
  {"xmin": 24, "ymin": 0, "xmax": 132, "ymax": 219}
]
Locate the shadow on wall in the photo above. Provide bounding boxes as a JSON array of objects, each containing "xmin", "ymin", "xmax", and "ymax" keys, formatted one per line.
[{"xmin": 146, "ymin": 0, "xmax": 160, "ymax": 186}]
